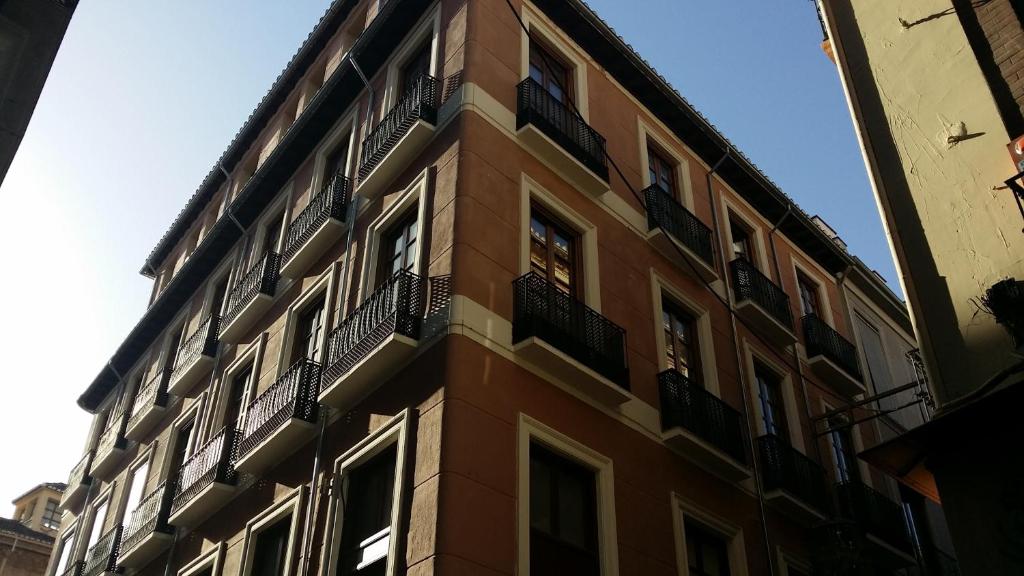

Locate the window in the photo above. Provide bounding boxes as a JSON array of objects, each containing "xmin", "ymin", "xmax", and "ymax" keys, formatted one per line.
[
  {"xmin": 53, "ymin": 530, "xmax": 76, "ymax": 576},
  {"xmin": 756, "ymin": 365, "xmax": 789, "ymax": 442},
  {"xmin": 290, "ymin": 295, "xmax": 327, "ymax": 364},
  {"xmin": 529, "ymin": 443, "xmax": 599, "ymax": 576},
  {"xmin": 529, "ymin": 207, "xmax": 580, "ymax": 296},
  {"xmin": 337, "ymin": 445, "xmax": 397, "ymax": 576},
  {"xmin": 261, "ymin": 211, "xmax": 286, "ymax": 256},
  {"xmin": 42, "ymin": 499, "xmax": 61, "ymax": 530},
  {"xmin": 168, "ymin": 419, "xmax": 197, "ymax": 479},
  {"xmin": 398, "ymin": 41, "xmax": 431, "ymax": 96},
  {"xmin": 224, "ymin": 364, "xmax": 254, "ymax": 429},
  {"xmin": 663, "ymin": 300, "xmax": 701, "ymax": 383},
  {"xmin": 252, "ymin": 515, "xmax": 293, "ymax": 576},
  {"xmin": 828, "ymin": 418, "xmax": 861, "ymax": 483},
  {"xmin": 529, "ymin": 40, "xmax": 572, "ymax": 104},
  {"xmin": 377, "ymin": 212, "xmax": 418, "ymax": 285},
  {"xmin": 648, "ymin": 144, "xmax": 677, "ymax": 197},
  {"xmin": 86, "ymin": 497, "xmax": 109, "ymax": 550},
  {"xmin": 729, "ymin": 218, "xmax": 754, "ymax": 264},
  {"xmin": 685, "ymin": 520, "xmax": 731, "ymax": 576},
  {"xmin": 209, "ymin": 276, "xmax": 229, "ymax": 317},
  {"xmin": 796, "ymin": 272, "xmax": 821, "ymax": 317},
  {"xmin": 124, "ymin": 461, "xmax": 150, "ymax": 517},
  {"xmin": 324, "ymin": 139, "xmax": 350, "ymax": 183},
  {"xmin": 165, "ymin": 324, "xmax": 187, "ymax": 373},
  {"xmin": 20, "ymin": 499, "xmax": 35, "ymax": 523}
]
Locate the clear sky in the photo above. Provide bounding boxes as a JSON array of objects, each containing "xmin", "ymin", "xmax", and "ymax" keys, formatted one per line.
[{"xmin": 0, "ymin": 0, "xmax": 894, "ymax": 515}]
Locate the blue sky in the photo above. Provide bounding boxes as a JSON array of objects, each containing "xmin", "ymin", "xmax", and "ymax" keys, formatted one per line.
[{"xmin": 0, "ymin": 0, "xmax": 893, "ymax": 513}]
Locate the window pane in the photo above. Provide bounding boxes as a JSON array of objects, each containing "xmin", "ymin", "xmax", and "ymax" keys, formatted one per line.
[
  {"xmin": 252, "ymin": 516, "xmax": 292, "ymax": 576},
  {"xmin": 529, "ymin": 443, "xmax": 598, "ymax": 576},
  {"xmin": 338, "ymin": 445, "xmax": 397, "ymax": 576}
]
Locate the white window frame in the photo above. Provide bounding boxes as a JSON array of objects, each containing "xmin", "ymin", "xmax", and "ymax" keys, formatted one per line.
[
  {"xmin": 215, "ymin": 333, "xmax": 267, "ymax": 432},
  {"xmin": 821, "ymin": 400, "xmax": 872, "ymax": 486},
  {"xmin": 239, "ymin": 488, "xmax": 306, "ymax": 576},
  {"xmin": 518, "ymin": 3, "xmax": 590, "ymax": 120},
  {"xmin": 277, "ymin": 262, "xmax": 340, "ymax": 372},
  {"xmin": 83, "ymin": 484, "xmax": 115, "ymax": 555},
  {"xmin": 309, "ymin": 108, "xmax": 360, "ymax": 204},
  {"xmin": 720, "ymin": 198, "xmax": 771, "ymax": 274},
  {"xmin": 517, "ymin": 413, "xmax": 618, "ymax": 576},
  {"xmin": 671, "ymin": 493, "xmax": 748, "ymax": 576},
  {"xmin": 249, "ymin": 186, "xmax": 294, "ymax": 264},
  {"xmin": 380, "ymin": 6, "xmax": 441, "ymax": 114},
  {"xmin": 519, "ymin": 173, "xmax": 602, "ymax": 311},
  {"xmin": 48, "ymin": 519, "xmax": 79, "ymax": 576},
  {"xmin": 358, "ymin": 168, "xmax": 431, "ymax": 301},
  {"xmin": 161, "ymin": 394, "xmax": 207, "ymax": 484},
  {"xmin": 791, "ymin": 258, "xmax": 835, "ymax": 327},
  {"xmin": 117, "ymin": 444, "xmax": 157, "ymax": 525},
  {"xmin": 202, "ymin": 258, "xmax": 236, "ymax": 318},
  {"xmin": 650, "ymin": 269, "xmax": 721, "ymax": 396},
  {"xmin": 177, "ymin": 542, "xmax": 225, "ymax": 576},
  {"xmin": 743, "ymin": 342, "xmax": 805, "ymax": 453},
  {"xmin": 321, "ymin": 409, "xmax": 412, "ymax": 576},
  {"xmin": 637, "ymin": 117, "xmax": 694, "ymax": 210}
]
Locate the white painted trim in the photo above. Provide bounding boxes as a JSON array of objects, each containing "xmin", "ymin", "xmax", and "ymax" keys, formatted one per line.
[
  {"xmin": 177, "ymin": 542, "xmax": 225, "ymax": 576},
  {"xmin": 720, "ymin": 197, "xmax": 771, "ymax": 276},
  {"xmin": 81, "ymin": 483, "xmax": 115, "ymax": 554},
  {"xmin": 519, "ymin": 1, "xmax": 590, "ymax": 120},
  {"xmin": 239, "ymin": 488, "xmax": 306, "ymax": 576},
  {"xmin": 637, "ymin": 117, "xmax": 695, "ymax": 210},
  {"xmin": 516, "ymin": 413, "xmax": 618, "ymax": 576},
  {"xmin": 519, "ymin": 173, "xmax": 602, "ymax": 311},
  {"xmin": 309, "ymin": 108, "xmax": 360, "ymax": 202},
  {"xmin": 115, "ymin": 444, "xmax": 157, "ymax": 526},
  {"xmin": 161, "ymin": 393, "xmax": 208, "ymax": 483},
  {"xmin": 322, "ymin": 409, "xmax": 412, "ymax": 576},
  {"xmin": 250, "ymin": 184, "xmax": 295, "ymax": 262},
  {"xmin": 277, "ymin": 262, "xmax": 340, "ymax": 372},
  {"xmin": 791, "ymin": 258, "xmax": 836, "ymax": 328},
  {"xmin": 215, "ymin": 333, "xmax": 267, "ymax": 432},
  {"xmin": 742, "ymin": 340, "xmax": 806, "ymax": 453},
  {"xmin": 671, "ymin": 492, "xmax": 749, "ymax": 576},
  {"xmin": 650, "ymin": 268, "xmax": 721, "ymax": 396},
  {"xmin": 202, "ymin": 257, "xmax": 236, "ymax": 318},
  {"xmin": 47, "ymin": 519, "xmax": 80, "ymax": 576},
  {"xmin": 381, "ymin": 5, "xmax": 441, "ymax": 115}
]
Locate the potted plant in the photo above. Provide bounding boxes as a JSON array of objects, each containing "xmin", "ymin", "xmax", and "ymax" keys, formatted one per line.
[{"xmin": 979, "ymin": 278, "xmax": 1024, "ymax": 357}]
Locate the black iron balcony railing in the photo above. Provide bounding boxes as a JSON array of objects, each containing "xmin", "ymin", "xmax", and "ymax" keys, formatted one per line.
[
  {"xmin": 835, "ymin": 480, "xmax": 912, "ymax": 552},
  {"xmin": 66, "ymin": 451, "xmax": 94, "ymax": 492},
  {"xmin": 237, "ymin": 359, "xmax": 321, "ymax": 459},
  {"xmin": 82, "ymin": 525, "xmax": 121, "ymax": 576},
  {"xmin": 322, "ymin": 270, "xmax": 426, "ymax": 385},
  {"xmin": 121, "ymin": 482, "xmax": 174, "ymax": 556},
  {"xmin": 128, "ymin": 369, "xmax": 171, "ymax": 428},
  {"xmin": 802, "ymin": 314, "xmax": 863, "ymax": 381},
  {"xmin": 512, "ymin": 272, "xmax": 629, "ymax": 388},
  {"xmin": 172, "ymin": 315, "xmax": 220, "ymax": 378},
  {"xmin": 757, "ymin": 434, "xmax": 830, "ymax": 513},
  {"xmin": 282, "ymin": 171, "xmax": 351, "ymax": 265},
  {"xmin": 358, "ymin": 74, "xmax": 440, "ymax": 180},
  {"xmin": 658, "ymin": 369, "xmax": 746, "ymax": 464},
  {"xmin": 644, "ymin": 185, "xmax": 714, "ymax": 266},
  {"xmin": 516, "ymin": 77, "xmax": 608, "ymax": 181},
  {"xmin": 223, "ymin": 252, "xmax": 281, "ymax": 329},
  {"xmin": 730, "ymin": 258, "xmax": 794, "ymax": 330},
  {"xmin": 170, "ymin": 426, "xmax": 237, "ymax": 516},
  {"xmin": 61, "ymin": 561, "xmax": 85, "ymax": 576},
  {"xmin": 96, "ymin": 411, "xmax": 128, "ymax": 460}
]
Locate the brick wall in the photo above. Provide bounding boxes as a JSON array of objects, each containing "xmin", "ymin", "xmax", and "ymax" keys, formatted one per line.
[{"xmin": 968, "ymin": 0, "xmax": 1024, "ymax": 135}]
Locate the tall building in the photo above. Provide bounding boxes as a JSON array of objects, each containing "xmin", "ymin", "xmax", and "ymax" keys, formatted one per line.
[
  {"xmin": 2, "ymin": 483, "xmax": 66, "ymax": 576},
  {"xmin": 817, "ymin": 0, "xmax": 1024, "ymax": 573},
  {"xmin": 51, "ymin": 1, "xmax": 948, "ymax": 575}
]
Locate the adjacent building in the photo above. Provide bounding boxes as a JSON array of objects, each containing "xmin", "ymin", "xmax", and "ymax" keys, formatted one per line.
[
  {"xmin": 50, "ymin": 1, "xmax": 948, "ymax": 575},
  {"xmin": 818, "ymin": 0, "xmax": 1024, "ymax": 573},
  {"xmin": 2, "ymin": 483, "xmax": 65, "ymax": 576}
]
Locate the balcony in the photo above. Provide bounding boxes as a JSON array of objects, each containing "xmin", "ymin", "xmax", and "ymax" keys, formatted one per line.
[
  {"xmin": 82, "ymin": 525, "xmax": 121, "ymax": 576},
  {"xmin": 168, "ymin": 315, "xmax": 220, "ymax": 396},
  {"xmin": 835, "ymin": 480, "xmax": 915, "ymax": 563},
  {"xmin": 511, "ymin": 272, "xmax": 630, "ymax": 406},
  {"xmin": 730, "ymin": 258, "xmax": 796, "ymax": 346},
  {"xmin": 219, "ymin": 252, "xmax": 281, "ymax": 343},
  {"xmin": 516, "ymin": 77, "xmax": 609, "ymax": 197},
  {"xmin": 644, "ymin": 186, "xmax": 717, "ymax": 282},
  {"xmin": 802, "ymin": 314, "xmax": 864, "ymax": 397},
  {"xmin": 757, "ymin": 434, "xmax": 830, "ymax": 522},
  {"xmin": 658, "ymin": 370, "xmax": 749, "ymax": 481},
  {"xmin": 280, "ymin": 172, "xmax": 351, "ymax": 278},
  {"xmin": 235, "ymin": 360, "xmax": 321, "ymax": 474},
  {"xmin": 356, "ymin": 74, "xmax": 440, "ymax": 199},
  {"xmin": 92, "ymin": 412, "xmax": 128, "ymax": 479},
  {"xmin": 319, "ymin": 271, "xmax": 426, "ymax": 409},
  {"xmin": 168, "ymin": 426, "xmax": 237, "ymax": 528},
  {"xmin": 60, "ymin": 451, "xmax": 94, "ymax": 510},
  {"xmin": 117, "ymin": 482, "xmax": 174, "ymax": 569},
  {"xmin": 126, "ymin": 369, "xmax": 171, "ymax": 441},
  {"xmin": 61, "ymin": 561, "xmax": 85, "ymax": 576}
]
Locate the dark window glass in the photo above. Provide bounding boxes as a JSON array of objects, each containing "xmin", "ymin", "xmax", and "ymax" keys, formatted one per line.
[
  {"xmin": 829, "ymin": 419, "xmax": 862, "ymax": 483},
  {"xmin": 399, "ymin": 42, "xmax": 432, "ymax": 95},
  {"xmin": 529, "ymin": 443, "xmax": 599, "ymax": 576},
  {"xmin": 756, "ymin": 366, "xmax": 789, "ymax": 442},
  {"xmin": 797, "ymin": 273, "xmax": 821, "ymax": 317},
  {"xmin": 663, "ymin": 301, "xmax": 701, "ymax": 383},
  {"xmin": 169, "ymin": 419, "xmax": 196, "ymax": 490},
  {"xmin": 730, "ymin": 218, "xmax": 754, "ymax": 264},
  {"xmin": 529, "ymin": 41, "xmax": 572, "ymax": 104},
  {"xmin": 378, "ymin": 212, "xmax": 418, "ymax": 285},
  {"xmin": 252, "ymin": 516, "xmax": 292, "ymax": 576},
  {"xmin": 210, "ymin": 277, "xmax": 229, "ymax": 317},
  {"xmin": 224, "ymin": 365, "xmax": 253, "ymax": 429},
  {"xmin": 291, "ymin": 295, "xmax": 327, "ymax": 363},
  {"xmin": 165, "ymin": 324, "xmax": 187, "ymax": 372},
  {"xmin": 261, "ymin": 212, "xmax": 286, "ymax": 256},
  {"xmin": 337, "ymin": 445, "xmax": 397, "ymax": 576},
  {"xmin": 529, "ymin": 207, "xmax": 579, "ymax": 296},
  {"xmin": 685, "ymin": 520, "xmax": 731, "ymax": 576},
  {"xmin": 648, "ymin": 145, "xmax": 677, "ymax": 196},
  {"xmin": 325, "ymin": 140, "xmax": 350, "ymax": 182}
]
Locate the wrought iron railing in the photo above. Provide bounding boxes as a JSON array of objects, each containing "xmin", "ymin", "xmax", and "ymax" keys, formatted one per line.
[
  {"xmin": 835, "ymin": 480, "xmax": 913, "ymax": 552},
  {"xmin": 128, "ymin": 369, "xmax": 171, "ymax": 429},
  {"xmin": 96, "ymin": 411, "xmax": 128, "ymax": 461},
  {"xmin": 358, "ymin": 74, "xmax": 440, "ymax": 180},
  {"xmin": 645, "ymin": 185, "xmax": 714, "ymax": 266},
  {"xmin": 82, "ymin": 525, "xmax": 121, "ymax": 576},
  {"xmin": 757, "ymin": 434, "xmax": 830, "ymax": 513},
  {"xmin": 223, "ymin": 252, "xmax": 281, "ymax": 329},
  {"xmin": 730, "ymin": 258, "xmax": 794, "ymax": 330},
  {"xmin": 172, "ymin": 315, "xmax": 220, "ymax": 378},
  {"xmin": 323, "ymin": 270, "xmax": 426, "ymax": 385},
  {"xmin": 170, "ymin": 427, "xmax": 237, "ymax": 516},
  {"xmin": 121, "ymin": 482, "xmax": 174, "ymax": 555},
  {"xmin": 61, "ymin": 561, "xmax": 85, "ymax": 576},
  {"xmin": 283, "ymin": 172, "xmax": 351, "ymax": 265},
  {"xmin": 658, "ymin": 369, "xmax": 746, "ymax": 464},
  {"xmin": 66, "ymin": 451, "xmax": 94, "ymax": 491},
  {"xmin": 512, "ymin": 272, "xmax": 629, "ymax": 388},
  {"xmin": 516, "ymin": 77, "xmax": 608, "ymax": 181},
  {"xmin": 803, "ymin": 314, "xmax": 863, "ymax": 381},
  {"xmin": 238, "ymin": 360, "xmax": 321, "ymax": 459}
]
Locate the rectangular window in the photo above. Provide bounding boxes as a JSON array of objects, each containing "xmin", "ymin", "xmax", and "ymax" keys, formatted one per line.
[
  {"xmin": 165, "ymin": 324, "xmax": 187, "ymax": 373},
  {"xmin": 729, "ymin": 218, "xmax": 754, "ymax": 264},
  {"xmin": 53, "ymin": 531, "xmax": 76, "ymax": 575},
  {"xmin": 86, "ymin": 498, "xmax": 109, "ymax": 550},
  {"xmin": 796, "ymin": 272, "xmax": 821, "ymax": 317},
  {"xmin": 529, "ymin": 40, "xmax": 572, "ymax": 104},
  {"xmin": 529, "ymin": 443, "xmax": 599, "ymax": 576},
  {"xmin": 325, "ymin": 140, "xmax": 350, "ymax": 182},
  {"xmin": 169, "ymin": 419, "xmax": 197, "ymax": 479},
  {"xmin": 529, "ymin": 206, "xmax": 580, "ymax": 296},
  {"xmin": 42, "ymin": 499, "xmax": 61, "ymax": 530},
  {"xmin": 252, "ymin": 515, "xmax": 293, "ymax": 576},
  {"xmin": 210, "ymin": 276, "xmax": 229, "ymax": 317},
  {"xmin": 261, "ymin": 211, "xmax": 286, "ymax": 256},
  {"xmin": 125, "ymin": 461, "xmax": 150, "ymax": 517},
  {"xmin": 398, "ymin": 42, "xmax": 431, "ymax": 96},
  {"xmin": 21, "ymin": 499, "xmax": 35, "ymax": 523},
  {"xmin": 663, "ymin": 300, "xmax": 701, "ymax": 383},
  {"xmin": 756, "ymin": 365, "xmax": 789, "ymax": 442},
  {"xmin": 685, "ymin": 520, "xmax": 731, "ymax": 576},
  {"xmin": 828, "ymin": 418, "xmax": 861, "ymax": 483},
  {"xmin": 337, "ymin": 445, "xmax": 397, "ymax": 576},
  {"xmin": 290, "ymin": 295, "xmax": 327, "ymax": 364},
  {"xmin": 377, "ymin": 211, "xmax": 419, "ymax": 285},
  {"xmin": 648, "ymin": 145, "xmax": 677, "ymax": 197},
  {"xmin": 224, "ymin": 366, "xmax": 253, "ymax": 429}
]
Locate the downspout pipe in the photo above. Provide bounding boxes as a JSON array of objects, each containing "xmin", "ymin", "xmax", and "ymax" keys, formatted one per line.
[{"xmin": 351, "ymin": 56, "xmax": 376, "ymax": 136}]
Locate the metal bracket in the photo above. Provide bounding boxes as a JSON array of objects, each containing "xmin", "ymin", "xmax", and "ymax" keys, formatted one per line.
[{"xmin": 1004, "ymin": 171, "xmax": 1024, "ymax": 233}]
